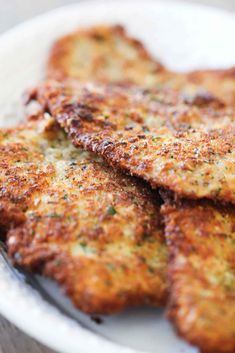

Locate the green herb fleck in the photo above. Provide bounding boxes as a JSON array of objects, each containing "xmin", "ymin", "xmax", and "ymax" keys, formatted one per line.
[
  {"xmin": 47, "ymin": 212, "xmax": 61, "ymax": 218},
  {"xmin": 107, "ymin": 205, "xmax": 117, "ymax": 216},
  {"xmin": 152, "ymin": 136, "xmax": 161, "ymax": 142},
  {"xmin": 80, "ymin": 242, "xmax": 87, "ymax": 249},
  {"xmin": 63, "ymin": 194, "xmax": 68, "ymax": 200},
  {"xmin": 104, "ymin": 113, "xmax": 110, "ymax": 119}
]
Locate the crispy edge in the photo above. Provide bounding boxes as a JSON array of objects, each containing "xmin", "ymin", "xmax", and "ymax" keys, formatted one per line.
[
  {"xmin": 8, "ymin": 227, "xmax": 168, "ymax": 315},
  {"xmin": 161, "ymin": 195, "xmax": 235, "ymax": 353},
  {"xmin": 31, "ymin": 81, "xmax": 235, "ymax": 204}
]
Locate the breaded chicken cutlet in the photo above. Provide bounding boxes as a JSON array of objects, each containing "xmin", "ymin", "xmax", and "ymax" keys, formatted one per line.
[
  {"xmin": 47, "ymin": 24, "xmax": 235, "ymax": 107},
  {"xmin": 2, "ymin": 115, "xmax": 168, "ymax": 314},
  {"xmin": 4, "ymin": 22, "xmax": 234, "ymax": 352},
  {"xmin": 47, "ymin": 24, "xmax": 164, "ymax": 86},
  {"xmin": 161, "ymin": 198, "xmax": 235, "ymax": 353},
  {"xmin": 32, "ymin": 81, "xmax": 235, "ymax": 204}
]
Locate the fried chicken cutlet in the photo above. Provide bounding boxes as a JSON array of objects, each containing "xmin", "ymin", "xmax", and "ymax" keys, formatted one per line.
[
  {"xmin": 47, "ymin": 24, "xmax": 235, "ymax": 107},
  {"xmin": 161, "ymin": 198, "xmax": 235, "ymax": 353},
  {"xmin": 47, "ymin": 24, "xmax": 163, "ymax": 86},
  {"xmin": 33, "ymin": 81, "xmax": 235, "ymax": 203},
  {"xmin": 3, "ymin": 115, "xmax": 167, "ymax": 314}
]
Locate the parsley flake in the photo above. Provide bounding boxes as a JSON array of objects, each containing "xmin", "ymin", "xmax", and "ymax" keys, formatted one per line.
[{"xmin": 107, "ymin": 205, "xmax": 117, "ymax": 215}]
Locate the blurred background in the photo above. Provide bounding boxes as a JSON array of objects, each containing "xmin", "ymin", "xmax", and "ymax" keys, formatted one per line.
[{"xmin": 0, "ymin": 0, "xmax": 235, "ymax": 34}]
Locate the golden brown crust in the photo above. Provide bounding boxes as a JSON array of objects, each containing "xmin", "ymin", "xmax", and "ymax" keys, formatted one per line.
[
  {"xmin": 47, "ymin": 24, "xmax": 235, "ymax": 107},
  {"xmin": 47, "ymin": 24, "xmax": 163, "ymax": 85},
  {"xmin": 0, "ymin": 126, "xmax": 50, "ymax": 231},
  {"xmin": 4, "ymin": 117, "xmax": 167, "ymax": 314},
  {"xmin": 161, "ymin": 199, "xmax": 235, "ymax": 353},
  {"xmin": 33, "ymin": 81, "xmax": 235, "ymax": 203}
]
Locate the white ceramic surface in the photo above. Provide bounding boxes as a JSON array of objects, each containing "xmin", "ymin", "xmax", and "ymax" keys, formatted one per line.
[{"xmin": 0, "ymin": 1, "xmax": 234, "ymax": 352}]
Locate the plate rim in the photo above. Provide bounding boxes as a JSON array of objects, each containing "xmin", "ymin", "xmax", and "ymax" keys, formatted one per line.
[{"xmin": 1, "ymin": 0, "xmax": 235, "ymax": 48}]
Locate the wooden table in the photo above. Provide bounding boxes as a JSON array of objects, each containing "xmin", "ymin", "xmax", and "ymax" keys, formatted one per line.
[{"xmin": 0, "ymin": 0, "xmax": 234, "ymax": 352}]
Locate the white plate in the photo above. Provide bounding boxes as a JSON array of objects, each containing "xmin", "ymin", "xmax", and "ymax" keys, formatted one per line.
[{"xmin": 0, "ymin": 1, "xmax": 235, "ymax": 353}]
